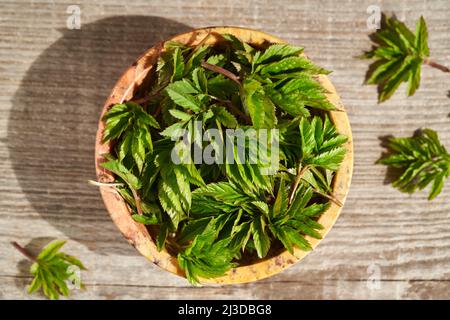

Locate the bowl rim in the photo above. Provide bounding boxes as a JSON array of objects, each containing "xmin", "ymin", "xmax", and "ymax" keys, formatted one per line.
[{"xmin": 95, "ymin": 26, "xmax": 354, "ymax": 285}]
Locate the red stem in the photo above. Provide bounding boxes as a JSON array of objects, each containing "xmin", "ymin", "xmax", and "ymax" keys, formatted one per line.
[
  {"xmin": 424, "ymin": 59, "xmax": 450, "ymax": 73},
  {"xmin": 201, "ymin": 61, "xmax": 241, "ymax": 85},
  {"xmin": 11, "ymin": 241, "xmax": 37, "ymax": 262}
]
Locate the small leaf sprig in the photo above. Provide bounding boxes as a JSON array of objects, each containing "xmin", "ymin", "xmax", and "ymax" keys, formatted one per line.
[
  {"xmin": 12, "ymin": 240, "xmax": 86, "ymax": 300},
  {"xmin": 98, "ymin": 34, "xmax": 348, "ymax": 285},
  {"xmin": 378, "ymin": 129, "xmax": 450, "ymax": 200},
  {"xmin": 362, "ymin": 14, "xmax": 449, "ymax": 102}
]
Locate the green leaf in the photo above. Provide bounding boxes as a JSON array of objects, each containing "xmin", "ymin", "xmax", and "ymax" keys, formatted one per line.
[
  {"xmin": 255, "ymin": 44, "xmax": 304, "ymax": 65},
  {"xmin": 101, "ymin": 159, "xmax": 142, "ymax": 190},
  {"xmin": 178, "ymin": 218, "xmax": 211, "ymax": 244},
  {"xmin": 169, "ymin": 109, "xmax": 192, "ymax": 121},
  {"xmin": 158, "ymin": 180, "xmax": 185, "ymax": 229},
  {"xmin": 268, "ymin": 75, "xmax": 335, "ymax": 113},
  {"xmin": 270, "ymin": 225, "xmax": 293, "ymax": 253},
  {"xmin": 172, "ymin": 47, "xmax": 185, "ymax": 81},
  {"xmin": 309, "ymin": 148, "xmax": 346, "ymax": 171},
  {"xmin": 178, "ymin": 218, "xmax": 235, "ymax": 285},
  {"xmin": 27, "ymin": 275, "xmax": 42, "ymax": 294},
  {"xmin": 192, "ymin": 67, "xmax": 208, "ymax": 93},
  {"xmin": 366, "ymin": 58, "xmax": 403, "ymax": 85},
  {"xmin": 272, "ymin": 177, "xmax": 287, "ymax": 219},
  {"xmin": 251, "ymin": 201, "xmax": 270, "ymax": 216},
  {"xmin": 102, "ymin": 103, "xmax": 130, "ymax": 121},
  {"xmin": 259, "ymin": 56, "xmax": 329, "ymax": 76},
  {"xmin": 378, "ymin": 129, "xmax": 450, "ymax": 200},
  {"xmin": 37, "ymin": 240, "xmax": 67, "ymax": 261},
  {"xmin": 208, "ymin": 75, "xmax": 239, "ymax": 99},
  {"xmin": 17, "ymin": 240, "xmax": 86, "ymax": 300},
  {"xmin": 135, "ymin": 108, "xmax": 160, "ymax": 129},
  {"xmin": 415, "ymin": 16, "xmax": 429, "ymax": 57},
  {"xmin": 165, "ymin": 80, "xmax": 201, "ymax": 112},
  {"xmin": 211, "ymin": 105, "xmax": 238, "ymax": 128},
  {"xmin": 185, "ymin": 45, "xmax": 210, "ymax": 73},
  {"xmin": 118, "ymin": 129, "xmax": 132, "ymax": 162},
  {"xmin": 429, "ymin": 172, "xmax": 446, "ymax": 200},
  {"xmin": 299, "ymin": 117, "xmax": 316, "ymax": 158},
  {"xmin": 59, "ymin": 253, "xmax": 87, "ymax": 270},
  {"xmin": 229, "ymin": 221, "xmax": 252, "ymax": 252},
  {"xmin": 191, "ymin": 194, "xmax": 238, "ymax": 216},
  {"xmin": 132, "ymin": 214, "xmax": 159, "ymax": 225},
  {"xmin": 378, "ymin": 57, "xmax": 414, "ymax": 102},
  {"xmin": 251, "ymin": 215, "xmax": 271, "ymax": 258},
  {"xmin": 407, "ymin": 58, "xmax": 422, "ymax": 96},
  {"xmin": 102, "ymin": 111, "xmax": 131, "ymax": 143},
  {"xmin": 267, "ymin": 89, "xmax": 310, "ymax": 117},
  {"xmin": 160, "ymin": 120, "xmax": 187, "ymax": 138},
  {"xmin": 193, "ymin": 182, "xmax": 251, "ymax": 205},
  {"xmin": 241, "ymin": 78, "xmax": 276, "ymax": 129},
  {"xmin": 284, "ymin": 227, "xmax": 312, "ymax": 251},
  {"xmin": 362, "ymin": 15, "xmax": 430, "ymax": 102},
  {"xmin": 131, "ymin": 127, "xmax": 146, "ymax": 172}
]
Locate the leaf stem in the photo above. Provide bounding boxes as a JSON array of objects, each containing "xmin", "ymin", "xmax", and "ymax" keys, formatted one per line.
[
  {"xmin": 11, "ymin": 241, "xmax": 37, "ymax": 262},
  {"xmin": 288, "ymin": 164, "xmax": 311, "ymax": 204},
  {"xmin": 313, "ymin": 189, "xmax": 343, "ymax": 207},
  {"xmin": 130, "ymin": 187, "xmax": 144, "ymax": 216},
  {"xmin": 201, "ymin": 60, "xmax": 241, "ymax": 85},
  {"xmin": 88, "ymin": 180, "xmax": 124, "ymax": 187},
  {"xmin": 209, "ymin": 95, "xmax": 251, "ymax": 124},
  {"xmin": 132, "ymin": 91, "xmax": 161, "ymax": 105},
  {"xmin": 424, "ymin": 58, "xmax": 450, "ymax": 73}
]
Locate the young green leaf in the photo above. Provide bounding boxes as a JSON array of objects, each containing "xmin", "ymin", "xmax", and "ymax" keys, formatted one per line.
[
  {"xmin": 177, "ymin": 218, "xmax": 236, "ymax": 285},
  {"xmin": 12, "ymin": 241, "xmax": 86, "ymax": 300},
  {"xmin": 241, "ymin": 78, "xmax": 277, "ymax": 129},
  {"xmin": 255, "ymin": 43, "xmax": 304, "ymax": 65},
  {"xmin": 363, "ymin": 15, "xmax": 449, "ymax": 102},
  {"xmin": 165, "ymin": 79, "xmax": 202, "ymax": 112},
  {"xmin": 251, "ymin": 215, "xmax": 271, "ymax": 258},
  {"xmin": 211, "ymin": 105, "xmax": 238, "ymax": 128},
  {"xmin": 101, "ymin": 159, "xmax": 141, "ymax": 190},
  {"xmin": 378, "ymin": 128, "xmax": 450, "ymax": 200},
  {"xmin": 172, "ymin": 47, "xmax": 185, "ymax": 81}
]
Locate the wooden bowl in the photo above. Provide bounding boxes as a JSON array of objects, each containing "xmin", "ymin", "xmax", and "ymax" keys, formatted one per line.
[{"xmin": 95, "ymin": 27, "xmax": 353, "ymax": 284}]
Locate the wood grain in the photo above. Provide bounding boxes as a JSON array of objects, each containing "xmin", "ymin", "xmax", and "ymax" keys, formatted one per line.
[{"xmin": 1, "ymin": 0, "xmax": 449, "ymax": 299}]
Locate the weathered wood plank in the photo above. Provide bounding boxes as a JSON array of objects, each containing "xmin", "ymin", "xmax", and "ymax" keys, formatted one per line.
[
  {"xmin": 2, "ymin": 277, "xmax": 449, "ymax": 300},
  {"xmin": 0, "ymin": 0, "xmax": 449, "ymax": 299}
]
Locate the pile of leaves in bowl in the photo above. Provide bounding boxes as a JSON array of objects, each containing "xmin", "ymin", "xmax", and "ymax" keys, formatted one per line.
[{"xmin": 100, "ymin": 34, "xmax": 348, "ymax": 284}]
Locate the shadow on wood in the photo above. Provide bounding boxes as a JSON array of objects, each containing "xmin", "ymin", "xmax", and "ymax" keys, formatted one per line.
[
  {"xmin": 8, "ymin": 16, "xmax": 191, "ymax": 256},
  {"xmin": 378, "ymin": 134, "xmax": 404, "ymax": 185}
]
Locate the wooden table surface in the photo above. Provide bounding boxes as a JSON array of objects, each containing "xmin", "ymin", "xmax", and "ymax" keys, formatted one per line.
[{"xmin": 1, "ymin": 0, "xmax": 449, "ymax": 300}]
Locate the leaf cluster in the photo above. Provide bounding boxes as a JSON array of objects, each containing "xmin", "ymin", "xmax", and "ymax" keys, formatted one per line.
[
  {"xmin": 100, "ymin": 35, "xmax": 347, "ymax": 284},
  {"xmin": 25, "ymin": 240, "xmax": 86, "ymax": 300},
  {"xmin": 363, "ymin": 15, "xmax": 429, "ymax": 102},
  {"xmin": 378, "ymin": 129, "xmax": 450, "ymax": 200}
]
